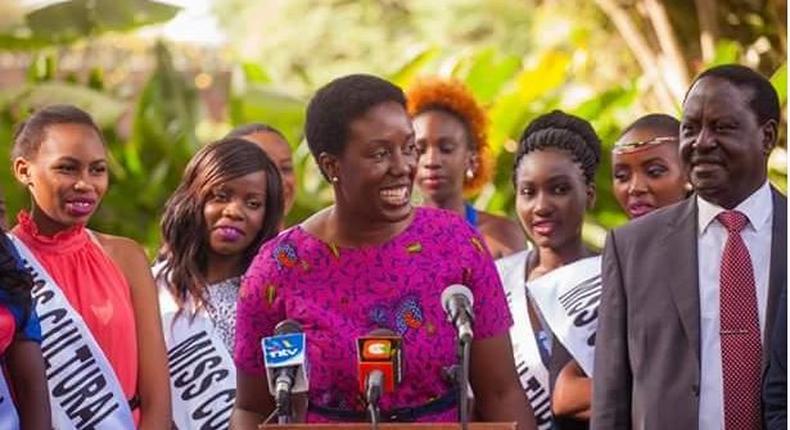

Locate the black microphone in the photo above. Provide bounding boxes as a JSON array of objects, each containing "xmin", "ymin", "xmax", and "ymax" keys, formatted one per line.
[
  {"xmin": 262, "ymin": 319, "xmax": 309, "ymax": 423},
  {"xmin": 274, "ymin": 320, "xmax": 301, "ymax": 400},
  {"xmin": 441, "ymin": 284, "xmax": 475, "ymax": 343}
]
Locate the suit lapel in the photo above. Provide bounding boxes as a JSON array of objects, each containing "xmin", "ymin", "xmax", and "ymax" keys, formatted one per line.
[
  {"xmin": 763, "ymin": 188, "xmax": 787, "ymax": 365},
  {"xmin": 659, "ymin": 198, "xmax": 701, "ymax": 364}
]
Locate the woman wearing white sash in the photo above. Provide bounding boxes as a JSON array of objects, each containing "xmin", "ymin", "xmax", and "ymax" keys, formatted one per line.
[
  {"xmin": 155, "ymin": 138, "xmax": 283, "ymax": 429},
  {"xmin": 0, "ymin": 232, "xmax": 50, "ymax": 429},
  {"xmin": 498, "ymin": 111, "xmax": 601, "ymax": 430},
  {"xmin": 10, "ymin": 105, "xmax": 171, "ymax": 428}
]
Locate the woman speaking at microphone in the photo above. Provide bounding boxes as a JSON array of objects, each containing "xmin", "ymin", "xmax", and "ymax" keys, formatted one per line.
[{"xmin": 231, "ymin": 74, "xmax": 537, "ymax": 429}]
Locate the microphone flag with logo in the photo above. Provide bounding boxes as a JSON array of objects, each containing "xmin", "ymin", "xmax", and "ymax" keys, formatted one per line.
[
  {"xmin": 356, "ymin": 332, "xmax": 404, "ymax": 395},
  {"xmin": 262, "ymin": 319, "xmax": 309, "ymax": 396}
]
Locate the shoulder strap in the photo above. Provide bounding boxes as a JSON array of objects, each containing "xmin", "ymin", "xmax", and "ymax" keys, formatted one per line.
[
  {"xmin": 158, "ymin": 281, "xmax": 237, "ymax": 430},
  {"xmin": 497, "ymin": 250, "xmax": 554, "ymax": 430},
  {"xmin": 528, "ymin": 255, "xmax": 602, "ymax": 376}
]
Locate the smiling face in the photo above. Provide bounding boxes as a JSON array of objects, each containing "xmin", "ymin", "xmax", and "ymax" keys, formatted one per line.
[
  {"xmin": 242, "ymin": 130, "xmax": 296, "ymax": 216},
  {"xmin": 14, "ymin": 123, "xmax": 108, "ymax": 235},
  {"xmin": 680, "ymin": 77, "xmax": 774, "ymax": 209},
  {"xmin": 324, "ymin": 101, "xmax": 418, "ymax": 224},
  {"xmin": 612, "ymin": 128, "xmax": 687, "ymax": 218},
  {"xmin": 413, "ymin": 109, "xmax": 474, "ymax": 206},
  {"xmin": 515, "ymin": 148, "xmax": 593, "ymax": 250},
  {"xmin": 203, "ymin": 170, "xmax": 268, "ymax": 258}
]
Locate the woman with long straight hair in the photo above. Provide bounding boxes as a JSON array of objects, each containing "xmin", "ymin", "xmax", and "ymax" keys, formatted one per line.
[{"xmin": 156, "ymin": 137, "xmax": 283, "ymax": 429}]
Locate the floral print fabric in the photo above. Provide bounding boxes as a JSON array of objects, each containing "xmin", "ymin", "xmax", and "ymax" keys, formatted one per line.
[{"xmin": 234, "ymin": 207, "xmax": 512, "ymax": 422}]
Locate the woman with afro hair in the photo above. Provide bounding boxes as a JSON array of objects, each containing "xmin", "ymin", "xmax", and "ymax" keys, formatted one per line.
[{"xmin": 407, "ymin": 78, "xmax": 526, "ymax": 258}]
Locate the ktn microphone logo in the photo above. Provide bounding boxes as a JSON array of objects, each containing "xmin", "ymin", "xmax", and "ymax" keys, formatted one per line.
[{"xmin": 263, "ymin": 333, "xmax": 306, "ymax": 366}]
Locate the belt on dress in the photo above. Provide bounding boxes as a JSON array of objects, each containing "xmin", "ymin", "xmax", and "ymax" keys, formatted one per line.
[{"xmin": 308, "ymin": 389, "xmax": 458, "ymax": 422}]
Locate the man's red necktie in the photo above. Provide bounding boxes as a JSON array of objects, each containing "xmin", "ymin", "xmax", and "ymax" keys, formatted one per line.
[{"xmin": 717, "ymin": 210, "xmax": 762, "ymax": 430}]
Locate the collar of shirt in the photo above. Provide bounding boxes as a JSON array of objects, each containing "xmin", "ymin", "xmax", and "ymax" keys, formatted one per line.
[{"xmin": 697, "ymin": 181, "xmax": 772, "ymax": 235}]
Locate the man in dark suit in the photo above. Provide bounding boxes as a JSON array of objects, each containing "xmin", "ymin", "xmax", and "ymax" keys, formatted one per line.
[
  {"xmin": 591, "ymin": 64, "xmax": 786, "ymax": 430},
  {"xmin": 764, "ymin": 286, "xmax": 786, "ymax": 429}
]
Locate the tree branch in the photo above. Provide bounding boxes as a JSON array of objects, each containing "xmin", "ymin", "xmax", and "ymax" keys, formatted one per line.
[
  {"xmin": 694, "ymin": 0, "xmax": 719, "ymax": 64},
  {"xmin": 593, "ymin": 0, "xmax": 678, "ymax": 112},
  {"xmin": 766, "ymin": 0, "xmax": 787, "ymax": 54},
  {"xmin": 643, "ymin": 0, "xmax": 690, "ymax": 98}
]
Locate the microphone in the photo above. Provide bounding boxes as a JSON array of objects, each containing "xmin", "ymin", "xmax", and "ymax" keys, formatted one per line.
[
  {"xmin": 441, "ymin": 284, "xmax": 475, "ymax": 343},
  {"xmin": 261, "ymin": 319, "xmax": 309, "ymax": 422},
  {"xmin": 356, "ymin": 330, "xmax": 404, "ymax": 401}
]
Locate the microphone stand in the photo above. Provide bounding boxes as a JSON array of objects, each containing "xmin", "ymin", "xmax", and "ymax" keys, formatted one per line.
[
  {"xmin": 366, "ymin": 371, "xmax": 383, "ymax": 430},
  {"xmin": 451, "ymin": 304, "xmax": 473, "ymax": 430},
  {"xmin": 275, "ymin": 374, "xmax": 294, "ymax": 424},
  {"xmin": 456, "ymin": 337, "xmax": 471, "ymax": 430},
  {"xmin": 275, "ymin": 392, "xmax": 292, "ymax": 424},
  {"xmin": 368, "ymin": 402, "xmax": 381, "ymax": 430}
]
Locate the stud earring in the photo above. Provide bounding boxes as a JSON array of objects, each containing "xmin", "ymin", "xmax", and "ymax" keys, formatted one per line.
[
  {"xmin": 464, "ymin": 167, "xmax": 474, "ymax": 181},
  {"xmin": 331, "ymin": 176, "xmax": 339, "ymax": 183}
]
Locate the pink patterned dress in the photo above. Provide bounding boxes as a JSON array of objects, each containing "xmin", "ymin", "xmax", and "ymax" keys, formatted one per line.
[{"xmin": 234, "ymin": 207, "xmax": 512, "ymax": 423}]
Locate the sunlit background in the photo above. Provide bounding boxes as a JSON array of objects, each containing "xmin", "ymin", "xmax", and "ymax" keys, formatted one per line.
[{"xmin": 0, "ymin": 0, "xmax": 786, "ymax": 252}]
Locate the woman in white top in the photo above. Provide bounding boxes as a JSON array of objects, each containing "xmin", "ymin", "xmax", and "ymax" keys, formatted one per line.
[
  {"xmin": 155, "ymin": 137, "xmax": 283, "ymax": 429},
  {"xmin": 497, "ymin": 110, "xmax": 601, "ymax": 430}
]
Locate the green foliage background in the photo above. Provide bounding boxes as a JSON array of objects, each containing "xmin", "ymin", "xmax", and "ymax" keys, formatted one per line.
[{"xmin": 0, "ymin": 0, "xmax": 786, "ymax": 254}]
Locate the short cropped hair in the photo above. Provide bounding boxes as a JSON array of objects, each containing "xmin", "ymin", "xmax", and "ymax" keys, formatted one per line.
[
  {"xmin": 12, "ymin": 104, "xmax": 104, "ymax": 160},
  {"xmin": 226, "ymin": 123, "xmax": 286, "ymax": 140},
  {"xmin": 619, "ymin": 113, "xmax": 680, "ymax": 139},
  {"xmin": 305, "ymin": 74, "xmax": 406, "ymax": 176},
  {"xmin": 686, "ymin": 64, "xmax": 780, "ymax": 125}
]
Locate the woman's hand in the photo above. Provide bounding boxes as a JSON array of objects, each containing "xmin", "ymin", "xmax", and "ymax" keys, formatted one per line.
[
  {"xmin": 551, "ymin": 359, "xmax": 591, "ymax": 420},
  {"xmin": 470, "ymin": 333, "xmax": 538, "ymax": 430}
]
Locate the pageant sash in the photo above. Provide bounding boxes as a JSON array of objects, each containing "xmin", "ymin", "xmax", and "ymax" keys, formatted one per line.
[
  {"xmin": 497, "ymin": 251, "xmax": 553, "ymax": 430},
  {"xmin": 155, "ymin": 263, "xmax": 237, "ymax": 430},
  {"xmin": 0, "ymin": 370, "xmax": 20, "ymax": 430},
  {"xmin": 8, "ymin": 233, "xmax": 135, "ymax": 430},
  {"xmin": 528, "ymin": 256, "xmax": 602, "ymax": 376}
]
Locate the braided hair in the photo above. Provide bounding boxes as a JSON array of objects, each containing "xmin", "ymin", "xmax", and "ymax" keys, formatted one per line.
[{"xmin": 513, "ymin": 110, "xmax": 601, "ymax": 186}]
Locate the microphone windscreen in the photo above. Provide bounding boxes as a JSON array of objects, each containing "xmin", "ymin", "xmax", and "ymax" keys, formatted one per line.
[
  {"xmin": 368, "ymin": 328, "xmax": 398, "ymax": 337},
  {"xmin": 275, "ymin": 319, "xmax": 303, "ymax": 335},
  {"xmin": 441, "ymin": 284, "xmax": 474, "ymax": 312}
]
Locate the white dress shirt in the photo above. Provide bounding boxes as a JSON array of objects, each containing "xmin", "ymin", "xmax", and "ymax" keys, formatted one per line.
[{"xmin": 696, "ymin": 181, "xmax": 773, "ymax": 430}]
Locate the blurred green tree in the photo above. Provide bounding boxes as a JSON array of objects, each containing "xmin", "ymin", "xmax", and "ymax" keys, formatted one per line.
[
  {"xmin": 0, "ymin": 0, "xmax": 785, "ymax": 252},
  {"xmin": 216, "ymin": 0, "xmax": 787, "ymax": 248}
]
